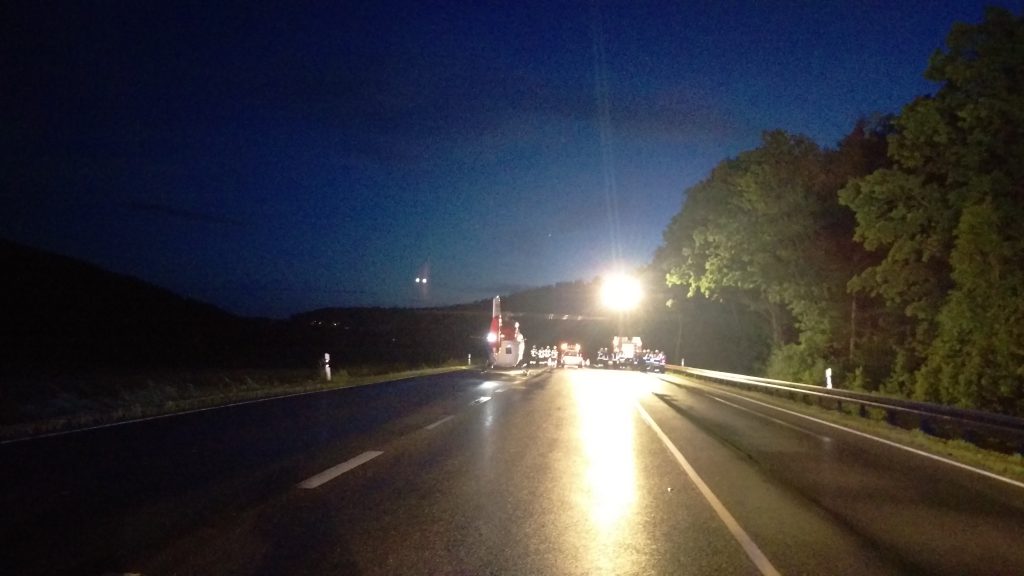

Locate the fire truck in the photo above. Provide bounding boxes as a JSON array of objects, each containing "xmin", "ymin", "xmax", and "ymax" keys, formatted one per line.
[{"xmin": 609, "ymin": 336, "xmax": 643, "ymax": 370}]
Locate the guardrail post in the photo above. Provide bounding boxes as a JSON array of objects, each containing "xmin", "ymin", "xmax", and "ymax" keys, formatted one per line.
[
  {"xmin": 919, "ymin": 416, "xmax": 936, "ymax": 438},
  {"xmin": 884, "ymin": 409, "xmax": 899, "ymax": 428}
]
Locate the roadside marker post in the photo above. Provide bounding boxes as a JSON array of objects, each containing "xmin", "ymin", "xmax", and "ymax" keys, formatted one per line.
[{"xmin": 324, "ymin": 352, "xmax": 331, "ymax": 381}]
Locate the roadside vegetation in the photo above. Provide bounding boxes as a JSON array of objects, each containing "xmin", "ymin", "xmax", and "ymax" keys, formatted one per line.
[
  {"xmin": 0, "ymin": 362, "xmax": 468, "ymax": 442},
  {"xmin": 655, "ymin": 8, "xmax": 1024, "ymax": 418}
]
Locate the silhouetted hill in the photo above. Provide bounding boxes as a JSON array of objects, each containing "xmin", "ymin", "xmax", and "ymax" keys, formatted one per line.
[
  {"xmin": 288, "ymin": 307, "xmax": 489, "ymax": 366},
  {"xmin": 492, "ymin": 281, "xmax": 596, "ymax": 316},
  {"xmin": 298, "ymin": 276, "xmax": 768, "ymax": 373},
  {"xmin": 2, "ymin": 239, "xmax": 766, "ymax": 380},
  {"xmin": 2, "ymin": 238, "xmax": 259, "ymax": 373}
]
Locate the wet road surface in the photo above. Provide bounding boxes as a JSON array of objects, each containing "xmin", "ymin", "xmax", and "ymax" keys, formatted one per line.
[{"xmin": 3, "ymin": 368, "xmax": 1023, "ymax": 575}]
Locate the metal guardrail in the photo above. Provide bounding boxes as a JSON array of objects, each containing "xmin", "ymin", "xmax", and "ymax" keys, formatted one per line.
[{"xmin": 666, "ymin": 365, "xmax": 1024, "ymax": 455}]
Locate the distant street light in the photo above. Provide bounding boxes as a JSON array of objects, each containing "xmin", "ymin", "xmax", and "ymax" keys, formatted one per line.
[{"xmin": 600, "ymin": 272, "xmax": 643, "ymax": 311}]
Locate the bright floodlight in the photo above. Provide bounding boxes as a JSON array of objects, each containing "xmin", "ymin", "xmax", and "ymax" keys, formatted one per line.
[{"xmin": 601, "ymin": 273, "xmax": 643, "ymax": 311}]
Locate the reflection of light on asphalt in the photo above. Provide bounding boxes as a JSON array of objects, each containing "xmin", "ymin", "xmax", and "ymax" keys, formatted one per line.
[
  {"xmin": 484, "ymin": 397, "xmax": 494, "ymax": 429},
  {"xmin": 573, "ymin": 370, "xmax": 636, "ymax": 530}
]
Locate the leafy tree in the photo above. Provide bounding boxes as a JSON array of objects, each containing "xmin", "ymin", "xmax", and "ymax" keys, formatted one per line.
[
  {"xmin": 825, "ymin": 118, "xmax": 902, "ymax": 390},
  {"xmin": 659, "ymin": 128, "xmax": 886, "ymax": 384},
  {"xmin": 660, "ymin": 131, "xmax": 825, "ymax": 350},
  {"xmin": 839, "ymin": 7, "xmax": 1024, "ymax": 413}
]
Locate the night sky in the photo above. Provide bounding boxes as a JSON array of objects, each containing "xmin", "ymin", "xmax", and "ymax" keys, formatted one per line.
[{"xmin": 2, "ymin": 1, "xmax": 1007, "ymax": 318}]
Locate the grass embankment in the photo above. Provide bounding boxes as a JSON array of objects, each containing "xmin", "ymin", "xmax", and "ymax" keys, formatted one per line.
[
  {"xmin": 663, "ymin": 371, "xmax": 1024, "ymax": 485},
  {"xmin": 1, "ymin": 362, "xmax": 471, "ymax": 442}
]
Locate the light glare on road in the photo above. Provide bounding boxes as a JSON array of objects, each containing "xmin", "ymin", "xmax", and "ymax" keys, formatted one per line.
[{"xmin": 573, "ymin": 371, "xmax": 637, "ymax": 532}]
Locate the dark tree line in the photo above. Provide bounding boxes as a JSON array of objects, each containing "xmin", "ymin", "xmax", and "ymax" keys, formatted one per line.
[{"xmin": 656, "ymin": 8, "xmax": 1024, "ymax": 416}]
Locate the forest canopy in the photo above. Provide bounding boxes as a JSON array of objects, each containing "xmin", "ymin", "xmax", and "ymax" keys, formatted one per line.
[{"xmin": 656, "ymin": 7, "xmax": 1024, "ymax": 416}]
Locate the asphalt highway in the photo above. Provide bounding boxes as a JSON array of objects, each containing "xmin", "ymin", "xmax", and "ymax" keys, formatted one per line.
[{"xmin": 2, "ymin": 368, "xmax": 1023, "ymax": 575}]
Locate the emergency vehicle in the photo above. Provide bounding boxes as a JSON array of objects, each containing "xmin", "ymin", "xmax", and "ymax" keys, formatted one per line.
[
  {"xmin": 486, "ymin": 296, "xmax": 525, "ymax": 368},
  {"xmin": 559, "ymin": 342, "xmax": 585, "ymax": 368},
  {"xmin": 610, "ymin": 336, "xmax": 643, "ymax": 369}
]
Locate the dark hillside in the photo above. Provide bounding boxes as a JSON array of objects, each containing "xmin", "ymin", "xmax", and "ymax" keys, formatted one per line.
[
  {"xmin": 498, "ymin": 281, "xmax": 596, "ymax": 316},
  {"xmin": 2, "ymin": 238, "xmax": 259, "ymax": 374},
  {"xmin": 288, "ymin": 307, "xmax": 490, "ymax": 367},
  {"xmin": 1, "ymin": 240, "xmax": 766, "ymax": 429}
]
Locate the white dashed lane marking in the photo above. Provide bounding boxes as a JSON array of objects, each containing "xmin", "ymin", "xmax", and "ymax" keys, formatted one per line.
[
  {"xmin": 297, "ymin": 451, "xmax": 383, "ymax": 489},
  {"xmin": 425, "ymin": 415, "xmax": 454, "ymax": 430}
]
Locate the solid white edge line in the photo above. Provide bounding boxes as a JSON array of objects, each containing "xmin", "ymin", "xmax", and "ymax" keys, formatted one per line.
[
  {"xmin": 635, "ymin": 401, "xmax": 781, "ymax": 576},
  {"xmin": 674, "ymin": 376, "xmax": 1024, "ymax": 491},
  {"xmin": 425, "ymin": 415, "xmax": 455, "ymax": 430},
  {"xmin": 297, "ymin": 450, "xmax": 383, "ymax": 489},
  {"xmin": 709, "ymin": 395, "xmax": 831, "ymax": 442}
]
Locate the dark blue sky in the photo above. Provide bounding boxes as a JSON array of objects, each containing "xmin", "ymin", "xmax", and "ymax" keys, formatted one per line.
[{"xmin": 2, "ymin": 1, "xmax": 1010, "ymax": 317}]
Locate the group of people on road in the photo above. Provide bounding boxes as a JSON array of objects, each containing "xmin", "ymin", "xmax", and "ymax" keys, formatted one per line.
[
  {"xmin": 643, "ymin": 349, "xmax": 667, "ymax": 365},
  {"xmin": 528, "ymin": 345, "xmax": 560, "ymax": 366},
  {"xmin": 526, "ymin": 344, "xmax": 666, "ymax": 369}
]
